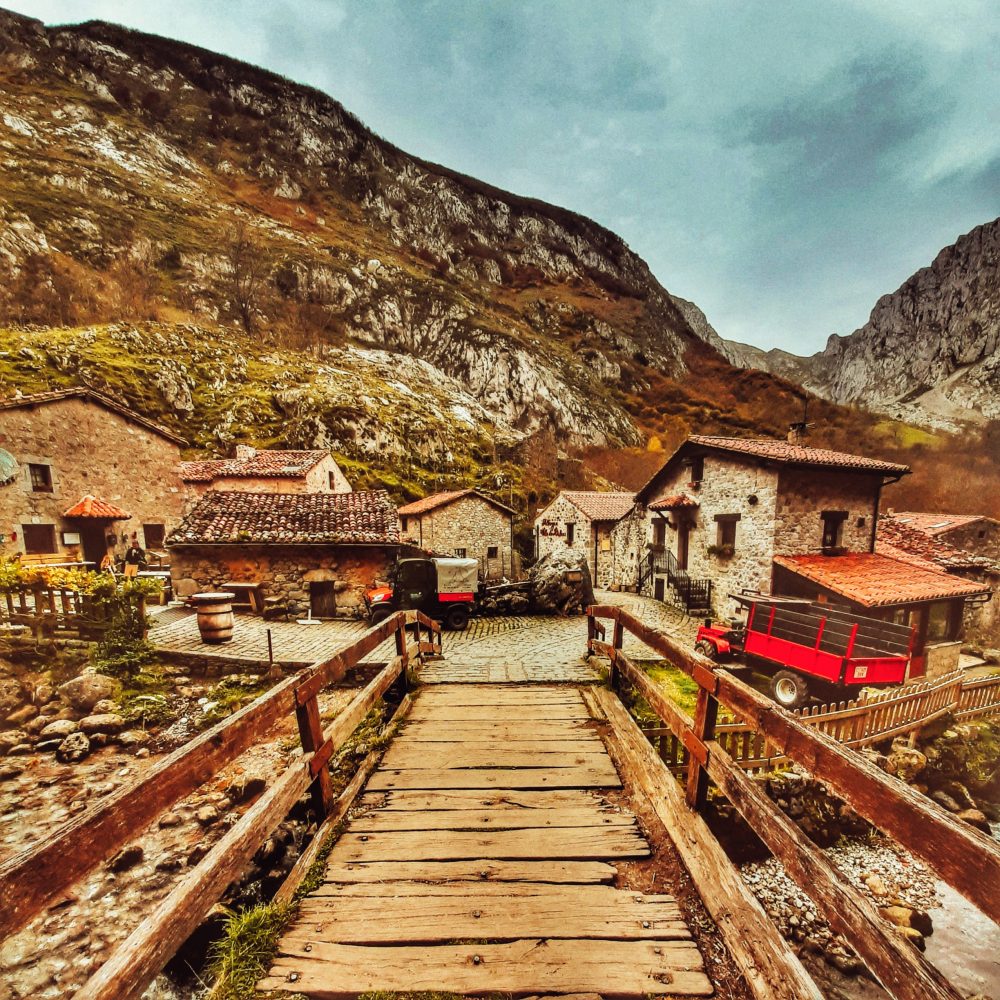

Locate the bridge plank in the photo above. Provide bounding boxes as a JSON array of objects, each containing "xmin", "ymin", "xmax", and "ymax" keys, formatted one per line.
[
  {"xmin": 379, "ymin": 747, "xmax": 612, "ymax": 770},
  {"xmin": 320, "ymin": 859, "xmax": 617, "ymax": 884},
  {"xmin": 350, "ymin": 807, "xmax": 635, "ymax": 831},
  {"xmin": 327, "ymin": 827, "xmax": 650, "ymax": 862},
  {"xmin": 358, "ymin": 788, "xmax": 606, "ymax": 811},
  {"xmin": 412, "ymin": 704, "xmax": 588, "ymax": 720},
  {"xmin": 260, "ymin": 939, "xmax": 713, "ymax": 997},
  {"xmin": 386, "ymin": 738, "xmax": 605, "ymax": 754},
  {"xmin": 367, "ymin": 765, "xmax": 620, "ymax": 791},
  {"xmin": 397, "ymin": 724, "xmax": 596, "ymax": 741},
  {"xmin": 311, "ymin": 882, "xmax": 671, "ymax": 899}
]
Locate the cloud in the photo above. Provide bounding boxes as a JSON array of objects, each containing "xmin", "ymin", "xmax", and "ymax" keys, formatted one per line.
[{"xmin": 7, "ymin": 0, "xmax": 1000, "ymax": 354}]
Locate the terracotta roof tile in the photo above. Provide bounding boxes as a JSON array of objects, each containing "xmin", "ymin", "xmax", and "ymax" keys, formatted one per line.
[
  {"xmin": 179, "ymin": 450, "xmax": 327, "ymax": 482},
  {"xmin": 63, "ymin": 495, "xmax": 131, "ymax": 519},
  {"xmin": 0, "ymin": 387, "xmax": 186, "ymax": 445},
  {"xmin": 774, "ymin": 552, "xmax": 988, "ymax": 607},
  {"xmin": 648, "ymin": 493, "xmax": 699, "ymax": 511},
  {"xmin": 689, "ymin": 436, "xmax": 909, "ymax": 475},
  {"xmin": 892, "ymin": 511, "xmax": 995, "ymax": 535},
  {"xmin": 398, "ymin": 489, "xmax": 514, "ymax": 517},
  {"xmin": 166, "ymin": 491, "xmax": 400, "ymax": 546},
  {"xmin": 876, "ymin": 515, "xmax": 996, "ymax": 572},
  {"xmin": 559, "ymin": 491, "xmax": 635, "ymax": 521}
]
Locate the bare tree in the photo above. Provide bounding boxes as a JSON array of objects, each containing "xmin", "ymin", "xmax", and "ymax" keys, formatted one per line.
[{"xmin": 225, "ymin": 220, "xmax": 266, "ymax": 335}]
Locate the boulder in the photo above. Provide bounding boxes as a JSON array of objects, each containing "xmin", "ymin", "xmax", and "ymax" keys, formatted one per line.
[
  {"xmin": 118, "ymin": 730, "xmax": 150, "ymax": 751},
  {"xmin": 58, "ymin": 671, "xmax": 119, "ymax": 713},
  {"xmin": 79, "ymin": 713, "xmax": 125, "ymax": 736},
  {"xmin": 529, "ymin": 548, "xmax": 596, "ymax": 615},
  {"xmin": 25, "ymin": 714, "xmax": 54, "ymax": 735},
  {"xmin": 39, "ymin": 718, "xmax": 78, "ymax": 740},
  {"xmin": 931, "ymin": 790, "xmax": 961, "ymax": 813},
  {"xmin": 955, "ymin": 808, "xmax": 992, "ymax": 834},
  {"xmin": 5, "ymin": 704, "xmax": 37, "ymax": 727},
  {"xmin": 56, "ymin": 731, "xmax": 90, "ymax": 763},
  {"xmin": 0, "ymin": 676, "xmax": 26, "ymax": 718},
  {"xmin": 886, "ymin": 740, "xmax": 927, "ymax": 783},
  {"xmin": 91, "ymin": 698, "xmax": 118, "ymax": 715},
  {"xmin": 108, "ymin": 844, "xmax": 144, "ymax": 873},
  {"xmin": 941, "ymin": 781, "xmax": 977, "ymax": 811}
]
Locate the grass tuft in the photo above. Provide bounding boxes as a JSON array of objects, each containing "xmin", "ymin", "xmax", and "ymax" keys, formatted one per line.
[{"xmin": 207, "ymin": 902, "xmax": 293, "ymax": 1000}]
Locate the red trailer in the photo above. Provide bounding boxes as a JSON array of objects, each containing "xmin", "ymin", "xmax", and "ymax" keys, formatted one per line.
[{"xmin": 696, "ymin": 597, "xmax": 916, "ymax": 708}]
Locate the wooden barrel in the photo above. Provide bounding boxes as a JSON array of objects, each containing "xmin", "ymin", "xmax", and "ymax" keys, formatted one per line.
[{"xmin": 193, "ymin": 592, "xmax": 236, "ymax": 644}]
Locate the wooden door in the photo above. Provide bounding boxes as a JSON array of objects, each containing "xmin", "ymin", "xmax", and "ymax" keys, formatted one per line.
[
  {"xmin": 80, "ymin": 524, "xmax": 109, "ymax": 567},
  {"xmin": 653, "ymin": 577, "xmax": 665, "ymax": 602},
  {"xmin": 677, "ymin": 522, "xmax": 690, "ymax": 571},
  {"xmin": 309, "ymin": 582, "xmax": 337, "ymax": 619}
]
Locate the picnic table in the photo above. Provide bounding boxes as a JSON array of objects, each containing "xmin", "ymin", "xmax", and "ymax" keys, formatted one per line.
[{"xmin": 222, "ymin": 581, "xmax": 265, "ymax": 615}]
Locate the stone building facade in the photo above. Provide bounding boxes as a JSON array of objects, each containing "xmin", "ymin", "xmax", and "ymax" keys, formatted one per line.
[
  {"xmin": 893, "ymin": 512, "xmax": 1000, "ymax": 564},
  {"xmin": 167, "ymin": 489, "xmax": 403, "ymax": 617},
  {"xmin": 398, "ymin": 490, "xmax": 515, "ymax": 581},
  {"xmin": 180, "ymin": 447, "xmax": 351, "ymax": 506},
  {"xmin": 0, "ymin": 388, "xmax": 185, "ymax": 564},
  {"xmin": 534, "ymin": 491, "xmax": 635, "ymax": 589}
]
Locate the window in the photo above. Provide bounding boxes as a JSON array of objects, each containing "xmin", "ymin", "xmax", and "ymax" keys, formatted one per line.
[
  {"xmin": 454, "ymin": 547, "xmax": 467, "ymax": 558},
  {"xmin": 685, "ymin": 456, "xmax": 705, "ymax": 485},
  {"xmin": 142, "ymin": 523, "xmax": 165, "ymax": 549},
  {"xmin": 400, "ymin": 516, "xmax": 408, "ymax": 533},
  {"xmin": 600, "ymin": 536, "xmax": 611, "ymax": 552},
  {"xmin": 486, "ymin": 545, "xmax": 499, "ymax": 559},
  {"xmin": 714, "ymin": 513, "xmax": 740, "ymax": 550},
  {"xmin": 22, "ymin": 523, "xmax": 57, "ymax": 554},
  {"xmin": 566, "ymin": 523, "xmax": 575, "ymax": 545},
  {"xmin": 28, "ymin": 464, "xmax": 52, "ymax": 493},
  {"xmin": 821, "ymin": 510, "xmax": 848, "ymax": 550},
  {"xmin": 328, "ymin": 471, "xmax": 338, "ymax": 490},
  {"xmin": 652, "ymin": 519, "xmax": 666, "ymax": 548},
  {"xmin": 926, "ymin": 601, "xmax": 959, "ymax": 642}
]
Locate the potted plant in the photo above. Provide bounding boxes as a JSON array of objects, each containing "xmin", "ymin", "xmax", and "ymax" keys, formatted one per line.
[{"xmin": 707, "ymin": 543, "xmax": 735, "ymax": 559}]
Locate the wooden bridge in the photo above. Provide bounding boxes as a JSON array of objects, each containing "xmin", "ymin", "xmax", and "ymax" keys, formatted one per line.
[{"xmin": 1, "ymin": 608, "xmax": 998, "ymax": 1000}]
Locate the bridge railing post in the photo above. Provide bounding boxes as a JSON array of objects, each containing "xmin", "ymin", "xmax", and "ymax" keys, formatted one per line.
[
  {"xmin": 684, "ymin": 662, "xmax": 719, "ymax": 812},
  {"xmin": 294, "ymin": 685, "xmax": 336, "ymax": 818}
]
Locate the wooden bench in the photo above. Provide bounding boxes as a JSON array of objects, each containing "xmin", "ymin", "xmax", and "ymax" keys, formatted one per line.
[
  {"xmin": 222, "ymin": 581, "xmax": 265, "ymax": 615},
  {"xmin": 19, "ymin": 554, "xmax": 91, "ymax": 569}
]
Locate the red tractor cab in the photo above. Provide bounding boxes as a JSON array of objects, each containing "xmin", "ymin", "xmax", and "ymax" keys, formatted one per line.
[
  {"xmin": 364, "ymin": 556, "xmax": 479, "ymax": 631},
  {"xmin": 695, "ymin": 596, "xmax": 915, "ymax": 709}
]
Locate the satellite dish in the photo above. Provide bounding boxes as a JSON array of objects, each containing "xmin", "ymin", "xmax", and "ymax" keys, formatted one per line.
[{"xmin": 0, "ymin": 449, "xmax": 17, "ymax": 487}]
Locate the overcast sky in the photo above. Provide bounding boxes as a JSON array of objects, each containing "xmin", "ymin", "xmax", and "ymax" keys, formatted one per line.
[{"xmin": 10, "ymin": 1, "xmax": 1000, "ymax": 354}]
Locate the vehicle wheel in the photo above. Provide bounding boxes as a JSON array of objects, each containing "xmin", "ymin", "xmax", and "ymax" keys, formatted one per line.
[
  {"xmin": 370, "ymin": 607, "xmax": 392, "ymax": 626},
  {"xmin": 695, "ymin": 639, "xmax": 718, "ymax": 662},
  {"xmin": 445, "ymin": 605, "xmax": 470, "ymax": 631},
  {"xmin": 770, "ymin": 670, "xmax": 810, "ymax": 709}
]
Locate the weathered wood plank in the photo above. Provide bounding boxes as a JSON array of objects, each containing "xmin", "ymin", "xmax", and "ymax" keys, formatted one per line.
[
  {"xmin": 387, "ymin": 738, "xmax": 605, "ymax": 755},
  {"xmin": 311, "ymin": 882, "xmax": 671, "ymax": 900},
  {"xmin": 290, "ymin": 893, "xmax": 688, "ymax": 941},
  {"xmin": 366, "ymin": 765, "xmax": 620, "ymax": 791},
  {"xmin": 326, "ymin": 827, "xmax": 650, "ymax": 862},
  {"xmin": 397, "ymin": 725, "xmax": 598, "ymax": 742},
  {"xmin": 358, "ymin": 788, "xmax": 607, "ymax": 811},
  {"xmin": 413, "ymin": 705, "xmax": 588, "ymax": 720},
  {"xmin": 350, "ymin": 806, "xmax": 635, "ymax": 832},
  {"xmin": 260, "ymin": 938, "xmax": 713, "ymax": 997},
  {"xmin": 379, "ymin": 747, "xmax": 612, "ymax": 770},
  {"xmin": 320, "ymin": 859, "xmax": 618, "ymax": 884},
  {"xmin": 587, "ymin": 687, "xmax": 823, "ymax": 1000}
]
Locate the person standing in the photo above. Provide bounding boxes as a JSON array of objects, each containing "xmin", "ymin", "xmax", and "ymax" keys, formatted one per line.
[{"xmin": 123, "ymin": 539, "xmax": 145, "ymax": 578}]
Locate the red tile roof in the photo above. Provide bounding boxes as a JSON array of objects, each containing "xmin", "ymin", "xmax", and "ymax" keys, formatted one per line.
[
  {"xmin": 63, "ymin": 495, "xmax": 132, "ymax": 519},
  {"xmin": 688, "ymin": 436, "xmax": 909, "ymax": 475},
  {"xmin": 876, "ymin": 515, "xmax": 995, "ymax": 572},
  {"xmin": 179, "ymin": 450, "xmax": 328, "ymax": 482},
  {"xmin": 648, "ymin": 493, "xmax": 699, "ymax": 512},
  {"xmin": 398, "ymin": 489, "xmax": 514, "ymax": 517},
  {"xmin": 559, "ymin": 491, "xmax": 635, "ymax": 521},
  {"xmin": 0, "ymin": 387, "xmax": 186, "ymax": 445},
  {"xmin": 166, "ymin": 491, "xmax": 400, "ymax": 546},
  {"xmin": 774, "ymin": 552, "xmax": 989, "ymax": 607},
  {"xmin": 891, "ymin": 511, "xmax": 995, "ymax": 535}
]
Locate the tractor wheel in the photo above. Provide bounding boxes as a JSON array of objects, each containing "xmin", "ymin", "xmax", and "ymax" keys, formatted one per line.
[
  {"xmin": 695, "ymin": 640, "xmax": 718, "ymax": 662},
  {"xmin": 770, "ymin": 670, "xmax": 810, "ymax": 710},
  {"xmin": 370, "ymin": 607, "xmax": 392, "ymax": 626},
  {"xmin": 445, "ymin": 605, "xmax": 470, "ymax": 631}
]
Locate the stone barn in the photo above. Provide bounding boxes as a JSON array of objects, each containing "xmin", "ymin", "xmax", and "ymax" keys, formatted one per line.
[
  {"xmin": 166, "ymin": 490, "xmax": 403, "ymax": 618},
  {"xmin": 0, "ymin": 387, "xmax": 185, "ymax": 565},
  {"xmin": 397, "ymin": 489, "xmax": 515, "ymax": 581}
]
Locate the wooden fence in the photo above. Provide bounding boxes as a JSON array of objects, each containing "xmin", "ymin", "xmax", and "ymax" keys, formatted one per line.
[
  {"xmin": 0, "ymin": 586, "xmax": 141, "ymax": 639},
  {"xmin": 642, "ymin": 667, "xmax": 1000, "ymax": 775},
  {"xmin": 588, "ymin": 604, "xmax": 1000, "ymax": 1000},
  {"xmin": 0, "ymin": 609, "xmax": 440, "ymax": 1000}
]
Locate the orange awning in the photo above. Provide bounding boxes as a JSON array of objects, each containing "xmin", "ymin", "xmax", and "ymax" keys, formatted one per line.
[{"xmin": 63, "ymin": 495, "xmax": 132, "ymax": 520}]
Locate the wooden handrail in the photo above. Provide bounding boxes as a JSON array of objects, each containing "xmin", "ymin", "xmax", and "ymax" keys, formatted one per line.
[
  {"xmin": 0, "ymin": 610, "xmax": 438, "ymax": 945},
  {"xmin": 588, "ymin": 604, "xmax": 1000, "ymax": 990}
]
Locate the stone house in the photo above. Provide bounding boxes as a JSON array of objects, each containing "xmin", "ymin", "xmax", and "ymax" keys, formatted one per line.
[
  {"xmin": 620, "ymin": 435, "xmax": 988, "ymax": 676},
  {"xmin": 180, "ymin": 446, "xmax": 351, "ymax": 506},
  {"xmin": 166, "ymin": 490, "xmax": 404, "ymax": 618},
  {"xmin": 397, "ymin": 489, "xmax": 515, "ymax": 580},
  {"xmin": 0, "ymin": 388, "xmax": 186, "ymax": 565},
  {"xmin": 533, "ymin": 491, "xmax": 635, "ymax": 589},
  {"xmin": 877, "ymin": 514, "xmax": 999, "ymax": 652},
  {"xmin": 891, "ymin": 511, "xmax": 1000, "ymax": 564}
]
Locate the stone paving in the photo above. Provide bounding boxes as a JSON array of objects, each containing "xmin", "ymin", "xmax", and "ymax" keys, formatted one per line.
[{"xmin": 149, "ymin": 590, "xmax": 701, "ymax": 682}]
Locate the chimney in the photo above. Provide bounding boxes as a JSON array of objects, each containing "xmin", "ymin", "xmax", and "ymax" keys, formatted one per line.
[
  {"xmin": 787, "ymin": 423, "xmax": 806, "ymax": 445},
  {"xmin": 235, "ymin": 445, "xmax": 256, "ymax": 462}
]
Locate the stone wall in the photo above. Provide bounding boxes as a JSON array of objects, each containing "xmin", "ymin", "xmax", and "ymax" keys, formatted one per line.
[
  {"xmin": 406, "ymin": 496, "xmax": 513, "ymax": 580},
  {"xmin": 183, "ymin": 455, "xmax": 352, "ymax": 508},
  {"xmin": 942, "ymin": 520, "xmax": 1000, "ymax": 563},
  {"xmin": 535, "ymin": 494, "xmax": 599, "ymax": 583},
  {"xmin": 168, "ymin": 544, "xmax": 396, "ymax": 616},
  {"xmin": 959, "ymin": 569, "xmax": 1000, "ymax": 650},
  {"xmin": 774, "ymin": 469, "xmax": 879, "ymax": 555},
  {"xmin": 0, "ymin": 397, "xmax": 184, "ymax": 560}
]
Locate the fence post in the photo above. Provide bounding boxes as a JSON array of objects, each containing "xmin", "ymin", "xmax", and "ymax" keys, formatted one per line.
[
  {"xmin": 686, "ymin": 672, "xmax": 719, "ymax": 811},
  {"xmin": 294, "ymin": 691, "xmax": 335, "ymax": 817}
]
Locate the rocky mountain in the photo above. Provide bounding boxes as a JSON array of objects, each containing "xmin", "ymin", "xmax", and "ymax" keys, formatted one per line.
[{"xmin": 721, "ymin": 219, "xmax": 1000, "ymax": 431}]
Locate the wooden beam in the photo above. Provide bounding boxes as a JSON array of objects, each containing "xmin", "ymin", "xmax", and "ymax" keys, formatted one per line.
[
  {"xmin": 704, "ymin": 739, "xmax": 965, "ymax": 1000},
  {"xmin": 586, "ymin": 686, "xmax": 823, "ymax": 1000}
]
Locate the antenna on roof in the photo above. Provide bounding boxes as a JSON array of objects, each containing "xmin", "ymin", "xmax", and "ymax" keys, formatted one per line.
[{"xmin": 788, "ymin": 397, "xmax": 810, "ymax": 444}]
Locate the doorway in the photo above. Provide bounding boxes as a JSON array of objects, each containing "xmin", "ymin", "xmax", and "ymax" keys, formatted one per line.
[
  {"xmin": 653, "ymin": 577, "xmax": 666, "ymax": 602},
  {"xmin": 80, "ymin": 523, "xmax": 110, "ymax": 567},
  {"xmin": 677, "ymin": 522, "xmax": 690, "ymax": 571},
  {"xmin": 309, "ymin": 582, "xmax": 337, "ymax": 619}
]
